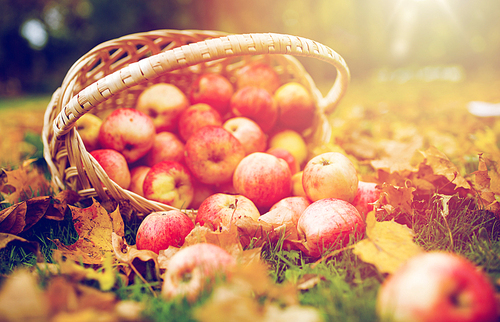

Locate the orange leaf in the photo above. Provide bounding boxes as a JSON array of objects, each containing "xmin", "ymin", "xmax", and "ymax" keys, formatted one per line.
[{"xmin": 0, "ymin": 159, "xmax": 51, "ymax": 204}]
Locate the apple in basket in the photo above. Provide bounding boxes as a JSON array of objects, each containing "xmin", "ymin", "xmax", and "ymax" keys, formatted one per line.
[
  {"xmin": 233, "ymin": 152, "xmax": 292, "ymax": 211},
  {"xmin": 75, "ymin": 113, "xmax": 102, "ymax": 152},
  {"xmin": 235, "ymin": 61, "xmax": 281, "ymax": 94},
  {"xmin": 291, "ymin": 171, "xmax": 307, "ymax": 197},
  {"xmin": 274, "ymin": 82, "xmax": 316, "ymax": 132},
  {"xmin": 178, "ymin": 103, "xmax": 223, "ymax": 142},
  {"xmin": 351, "ymin": 181, "xmax": 381, "ymax": 220},
  {"xmin": 136, "ymin": 210, "xmax": 195, "ymax": 254},
  {"xmin": 376, "ymin": 251, "xmax": 498, "ymax": 322},
  {"xmin": 195, "ymin": 193, "xmax": 261, "ymax": 232},
  {"xmin": 184, "ymin": 125, "xmax": 245, "ymax": 185},
  {"xmin": 98, "ymin": 108, "xmax": 156, "ymax": 163},
  {"xmin": 188, "ymin": 73, "xmax": 234, "ymax": 116},
  {"xmin": 128, "ymin": 165, "xmax": 150, "ymax": 196},
  {"xmin": 223, "ymin": 117, "xmax": 267, "ymax": 155},
  {"xmin": 190, "ymin": 180, "xmax": 216, "ymax": 210},
  {"xmin": 268, "ymin": 129, "xmax": 308, "ymax": 167},
  {"xmin": 297, "ymin": 198, "xmax": 365, "ymax": 258},
  {"xmin": 230, "ymin": 86, "xmax": 279, "ymax": 133},
  {"xmin": 142, "ymin": 160, "xmax": 194, "ymax": 209},
  {"xmin": 143, "ymin": 131, "xmax": 185, "ymax": 167},
  {"xmin": 162, "ymin": 243, "xmax": 236, "ymax": 303},
  {"xmin": 266, "ymin": 147, "xmax": 299, "ymax": 175},
  {"xmin": 90, "ymin": 149, "xmax": 131, "ymax": 189},
  {"xmin": 302, "ymin": 152, "xmax": 359, "ymax": 203},
  {"xmin": 135, "ymin": 83, "xmax": 189, "ymax": 133}
]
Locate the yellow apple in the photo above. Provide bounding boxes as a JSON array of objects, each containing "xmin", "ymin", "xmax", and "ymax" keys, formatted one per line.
[
  {"xmin": 291, "ymin": 171, "xmax": 307, "ymax": 197},
  {"xmin": 268, "ymin": 129, "xmax": 308, "ymax": 166},
  {"xmin": 76, "ymin": 113, "xmax": 102, "ymax": 151}
]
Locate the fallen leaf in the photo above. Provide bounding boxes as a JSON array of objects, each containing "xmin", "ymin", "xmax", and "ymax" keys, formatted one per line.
[
  {"xmin": 45, "ymin": 190, "xmax": 81, "ymax": 221},
  {"xmin": 0, "ymin": 232, "xmax": 44, "ymax": 261},
  {"xmin": 353, "ymin": 211, "xmax": 424, "ymax": 274},
  {"xmin": 52, "ymin": 198, "xmax": 124, "ymax": 265},
  {"xmin": 376, "ymin": 182, "xmax": 416, "ymax": 219},
  {"xmin": 0, "ymin": 159, "xmax": 51, "ymax": 204},
  {"xmin": 471, "ymin": 154, "xmax": 500, "ymax": 214},
  {"xmin": 0, "ymin": 196, "xmax": 52, "ymax": 235}
]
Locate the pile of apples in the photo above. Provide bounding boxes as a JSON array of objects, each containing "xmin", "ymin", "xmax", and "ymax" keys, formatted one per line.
[{"xmin": 77, "ymin": 60, "xmax": 379, "ymax": 258}]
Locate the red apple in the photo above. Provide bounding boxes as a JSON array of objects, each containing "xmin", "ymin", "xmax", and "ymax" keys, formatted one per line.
[
  {"xmin": 266, "ymin": 147, "xmax": 299, "ymax": 175},
  {"xmin": 235, "ymin": 62, "xmax": 281, "ymax": 94},
  {"xmin": 230, "ymin": 86, "xmax": 278, "ymax": 133},
  {"xmin": 184, "ymin": 126, "xmax": 245, "ymax": 185},
  {"xmin": 98, "ymin": 108, "xmax": 156, "ymax": 163},
  {"xmin": 143, "ymin": 131, "xmax": 185, "ymax": 167},
  {"xmin": 351, "ymin": 181, "xmax": 381, "ymax": 220},
  {"xmin": 136, "ymin": 83, "xmax": 189, "ymax": 133},
  {"xmin": 178, "ymin": 103, "xmax": 223, "ymax": 142},
  {"xmin": 129, "ymin": 165, "xmax": 150, "ymax": 196},
  {"xmin": 188, "ymin": 73, "xmax": 234, "ymax": 115},
  {"xmin": 190, "ymin": 180, "xmax": 215, "ymax": 210},
  {"xmin": 162, "ymin": 243, "xmax": 236, "ymax": 303},
  {"xmin": 76, "ymin": 113, "xmax": 102, "ymax": 151},
  {"xmin": 376, "ymin": 251, "xmax": 498, "ymax": 322},
  {"xmin": 233, "ymin": 152, "xmax": 292, "ymax": 211},
  {"xmin": 223, "ymin": 117, "xmax": 267, "ymax": 155},
  {"xmin": 136, "ymin": 210, "xmax": 194, "ymax": 254},
  {"xmin": 302, "ymin": 152, "xmax": 358, "ymax": 203},
  {"xmin": 259, "ymin": 196, "xmax": 311, "ymax": 242},
  {"xmin": 195, "ymin": 193, "xmax": 261, "ymax": 232},
  {"xmin": 274, "ymin": 82, "xmax": 316, "ymax": 132},
  {"xmin": 142, "ymin": 160, "xmax": 194, "ymax": 209},
  {"xmin": 90, "ymin": 149, "xmax": 131, "ymax": 189},
  {"xmin": 297, "ymin": 198, "xmax": 365, "ymax": 258}
]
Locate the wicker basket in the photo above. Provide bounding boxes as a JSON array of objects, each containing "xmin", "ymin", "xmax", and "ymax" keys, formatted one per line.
[{"xmin": 42, "ymin": 29, "xmax": 350, "ymax": 215}]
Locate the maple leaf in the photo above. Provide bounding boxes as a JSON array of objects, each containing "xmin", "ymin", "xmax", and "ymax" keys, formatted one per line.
[
  {"xmin": 376, "ymin": 182, "xmax": 416, "ymax": 219},
  {"xmin": 52, "ymin": 198, "xmax": 124, "ymax": 265},
  {"xmin": 0, "ymin": 159, "xmax": 51, "ymax": 204},
  {"xmin": 471, "ymin": 154, "xmax": 500, "ymax": 214},
  {"xmin": 353, "ymin": 211, "xmax": 424, "ymax": 274}
]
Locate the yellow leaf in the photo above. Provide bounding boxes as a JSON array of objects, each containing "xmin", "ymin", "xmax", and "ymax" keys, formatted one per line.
[
  {"xmin": 353, "ymin": 212, "xmax": 424, "ymax": 274},
  {"xmin": 0, "ymin": 159, "xmax": 51, "ymax": 204}
]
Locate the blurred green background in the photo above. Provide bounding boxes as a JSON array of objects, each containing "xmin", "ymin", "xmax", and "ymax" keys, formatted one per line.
[{"xmin": 1, "ymin": 0, "xmax": 499, "ymax": 97}]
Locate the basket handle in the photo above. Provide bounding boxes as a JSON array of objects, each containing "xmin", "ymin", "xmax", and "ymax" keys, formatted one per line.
[{"xmin": 52, "ymin": 32, "xmax": 350, "ymax": 140}]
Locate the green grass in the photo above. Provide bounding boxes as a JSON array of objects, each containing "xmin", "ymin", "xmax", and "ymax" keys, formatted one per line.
[{"xmin": 0, "ymin": 95, "xmax": 51, "ymax": 111}]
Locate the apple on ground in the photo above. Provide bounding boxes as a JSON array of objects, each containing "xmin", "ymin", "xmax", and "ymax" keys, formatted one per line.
[
  {"xmin": 223, "ymin": 117, "xmax": 267, "ymax": 155},
  {"xmin": 178, "ymin": 103, "xmax": 222, "ymax": 142},
  {"xmin": 297, "ymin": 198, "xmax": 365, "ymax": 258},
  {"xmin": 195, "ymin": 193, "xmax": 261, "ymax": 232},
  {"xmin": 128, "ymin": 165, "xmax": 150, "ymax": 196},
  {"xmin": 230, "ymin": 86, "xmax": 278, "ymax": 133},
  {"xmin": 142, "ymin": 160, "xmax": 194, "ymax": 209},
  {"xmin": 135, "ymin": 83, "xmax": 189, "ymax": 133},
  {"xmin": 190, "ymin": 180, "xmax": 215, "ymax": 209},
  {"xmin": 268, "ymin": 129, "xmax": 308, "ymax": 167},
  {"xmin": 351, "ymin": 181, "xmax": 381, "ymax": 220},
  {"xmin": 162, "ymin": 243, "xmax": 236, "ymax": 303},
  {"xmin": 235, "ymin": 62, "xmax": 281, "ymax": 94},
  {"xmin": 184, "ymin": 125, "xmax": 245, "ymax": 185},
  {"xmin": 302, "ymin": 152, "xmax": 358, "ymax": 203},
  {"xmin": 143, "ymin": 131, "xmax": 185, "ymax": 167},
  {"xmin": 291, "ymin": 171, "xmax": 307, "ymax": 197},
  {"xmin": 376, "ymin": 251, "xmax": 498, "ymax": 322},
  {"xmin": 136, "ymin": 210, "xmax": 195, "ymax": 254},
  {"xmin": 259, "ymin": 196, "xmax": 310, "ymax": 243},
  {"xmin": 90, "ymin": 149, "xmax": 131, "ymax": 189},
  {"xmin": 98, "ymin": 108, "xmax": 156, "ymax": 164},
  {"xmin": 233, "ymin": 152, "xmax": 292, "ymax": 211},
  {"xmin": 266, "ymin": 147, "xmax": 299, "ymax": 175},
  {"xmin": 274, "ymin": 82, "xmax": 316, "ymax": 132},
  {"xmin": 188, "ymin": 73, "xmax": 234, "ymax": 116},
  {"xmin": 76, "ymin": 113, "xmax": 102, "ymax": 151}
]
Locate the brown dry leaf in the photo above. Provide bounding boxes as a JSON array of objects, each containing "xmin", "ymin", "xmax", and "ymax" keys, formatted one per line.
[
  {"xmin": 353, "ymin": 211, "xmax": 424, "ymax": 275},
  {"xmin": 0, "ymin": 196, "xmax": 51, "ymax": 234},
  {"xmin": 0, "ymin": 232, "xmax": 44, "ymax": 261},
  {"xmin": 185, "ymin": 224, "xmax": 243, "ymax": 257},
  {"xmin": 194, "ymin": 259, "xmax": 321, "ymax": 322},
  {"xmin": 0, "ymin": 159, "xmax": 51, "ymax": 204},
  {"xmin": 111, "ymin": 232, "xmax": 161, "ymax": 283},
  {"xmin": 235, "ymin": 217, "xmax": 280, "ymax": 249},
  {"xmin": 0, "ymin": 269, "xmax": 49, "ymax": 321},
  {"xmin": 45, "ymin": 190, "xmax": 81, "ymax": 221},
  {"xmin": 52, "ymin": 198, "xmax": 124, "ymax": 265},
  {"xmin": 471, "ymin": 154, "xmax": 500, "ymax": 214},
  {"xmin": 376, "ymin": 182, "xmax": 416, "ymax": 219},
  {"xmin": 417, "ymin": 146, "xmax": 471, "ymax": 193}
]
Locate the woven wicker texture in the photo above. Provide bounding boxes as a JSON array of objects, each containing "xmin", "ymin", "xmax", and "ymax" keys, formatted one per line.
[{"xmin": 42, "ymin": 29, "xmax": 350, "ymax": 215}]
